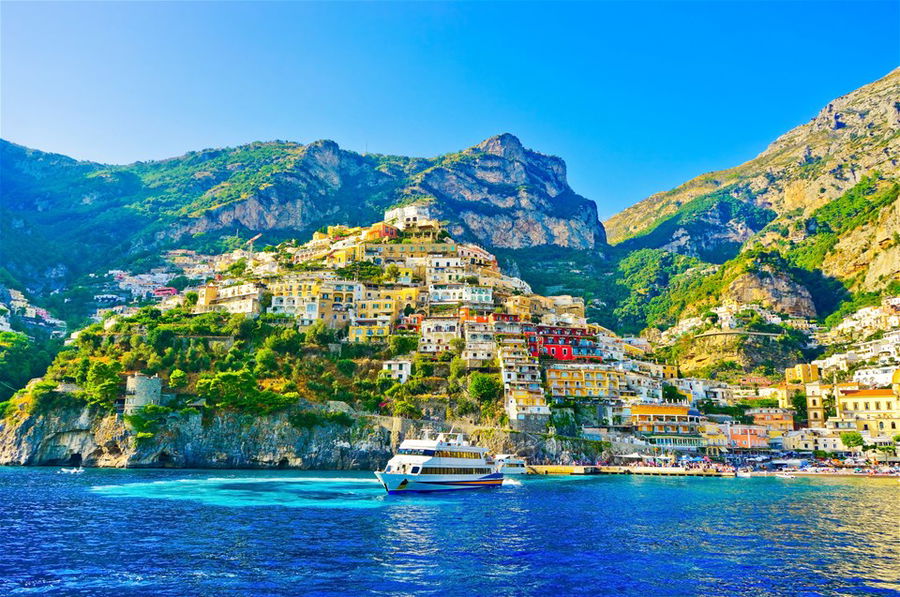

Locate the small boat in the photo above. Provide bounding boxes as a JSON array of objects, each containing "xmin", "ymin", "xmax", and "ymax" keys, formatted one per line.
[
  {"xmin": 775, "ymin": 472, "xmax": 796, "ymax": 479},
  {"xmin": 59, "ymin": 467, "xmax": 84, "ymax": 474},
  {"xmin": 496, "ymin": 454, "xmax": 528, "ymax": 475},
  {"xmin": 736, "ymin": 470, "xmax": 752, "ymax": 478},
  {"xmin": 375, "ymin": 430, "xmax": 503, "ymax": 493}
]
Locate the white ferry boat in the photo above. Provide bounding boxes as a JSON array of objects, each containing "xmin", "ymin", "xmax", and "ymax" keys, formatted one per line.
[
  {"xmin": 375, "ymin": 430, "xmax": 503, "ymax": 493},
  {"xmin": 496, "ymin": 454, "xmax": 527, "ymax": 475}
]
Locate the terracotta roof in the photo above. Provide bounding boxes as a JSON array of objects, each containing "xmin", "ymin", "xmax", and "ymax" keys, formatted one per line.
[{"xmin": 841, "ymin": 389, "xmax": 894, "ymax": 397}]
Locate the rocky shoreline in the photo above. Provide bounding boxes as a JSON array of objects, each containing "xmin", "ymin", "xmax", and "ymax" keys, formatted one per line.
[{"xmin": 0, "ymin": 407, "xmax": 613, "ymax": 470}]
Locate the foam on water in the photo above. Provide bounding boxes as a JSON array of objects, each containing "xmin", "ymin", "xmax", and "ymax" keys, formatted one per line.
[
  {"xmin": 91, "ymin": 475, "xmax": 388, "ymax": 509},
  {"xmin": 89, "ymin": 473, "xmax": 470, "ymax": 509}
]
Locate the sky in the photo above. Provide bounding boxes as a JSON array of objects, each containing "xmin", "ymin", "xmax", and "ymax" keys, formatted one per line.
[{"xmin": 2, "ymin": 1, "xmax": 898, "ymax": 219}]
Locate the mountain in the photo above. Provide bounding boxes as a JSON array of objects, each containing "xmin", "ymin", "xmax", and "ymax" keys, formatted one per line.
[
  {"xmin": 0, "ymin": 133, "xmax": 605, "ymax": 299},
  {"xmin": 598, "ymin": 69, "xmax": 899, "ymax": 339},
  {"xmin": 605, "ymin": 68, "xmax": 899, "ymax": 273}
]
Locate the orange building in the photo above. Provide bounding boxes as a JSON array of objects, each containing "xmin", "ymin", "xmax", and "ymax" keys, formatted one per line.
[
  {"xmin": 726, "ymin": 424, "xmax": 769, "ymax": 450},
  {"xmin": 364, "ymin": 222, "xmax": 399, "ymax": 241},
  {"xmin": 746, "ymin": 407, "xmax": 794, "ymax": 437}
]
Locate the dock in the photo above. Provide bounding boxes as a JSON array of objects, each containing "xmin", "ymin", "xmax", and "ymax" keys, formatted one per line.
[{"xmin": 527, "ymin": 465, "xmax": 733, "ymax": 477}]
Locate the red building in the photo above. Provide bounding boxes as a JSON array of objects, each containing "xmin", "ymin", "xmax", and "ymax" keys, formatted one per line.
[{"xmin": 525, "ymin": 324, "xmax": 604, "ymax": 361}]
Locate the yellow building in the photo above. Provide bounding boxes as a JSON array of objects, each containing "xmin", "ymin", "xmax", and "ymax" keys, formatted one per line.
[
  {"xmin": 267, "ymin": 276, "xmax": 361, "ymax": 328},
  {"xmin": 349, "ymin": 318, "xmax": 391, "ymax": 343},
  {"xmin": 366, "ymin": 242, "xmax": 457, "ymax": 263},
  {"xmin": 325, "ymin": 247, "xmax": 358, "ymax": 267},
  {"xmin": 836, "ymin": 382, "xmax": 900, "ymax": 436},
  {"xmin": 785, "ymin": 363, "xmax": 820, "ymax": 384},
  {"xmin": 376, "ymin": 286, "xmax": 420, "ymax": 313},
  {"xmin": 354, "ymin": 298, "xmax": 397, "ymax": 320},
  {"xmin": 630, "ymin": 403, "xmax": 705, "ymax": 449},
  {"xmin": 699, "ymin": 421, "xmax": 728, "ymax": 455},
  {"xmin": 545, "ymin": 363, "xmax": 624, "ymax": 401}
]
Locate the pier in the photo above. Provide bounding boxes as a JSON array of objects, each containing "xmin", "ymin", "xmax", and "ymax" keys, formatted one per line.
[{"xmin": 527, "ymin": 465, "xmax": 734, "ymax": 477}]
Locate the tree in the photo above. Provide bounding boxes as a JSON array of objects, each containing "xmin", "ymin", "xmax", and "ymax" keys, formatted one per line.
[
  {"xmin": 468, "ymin": 373, "xmax": 501, "ymax": 403},
  {"xmin": 168, "ymin": 368, "xmax": 188, "ymax": 389},
  {"xmin": 305, "ymin": 320, "xmax": 335, "ymax": 346},
  {"xmin": 449, "ymin": 337, "xmax": 466, "ymax": 355},
  {"xmin": 254, "ymin": 348, "xmax": 278, "ymax": 375},
  {"xmin": 449, "ymin": 356, "xmax": 465, "ymax": 380},
  {"xmin": 336, "ymin": 359, "xmax": 357, "ymax": 377},
  {"xmin": 389, "ymin": 334, "xmax": 418, "ymax": 356},
  {"xmin": 662, "ymin": 384, "xmax": 683, "ymax": 402},
  {"xmin": 392, "ymin": 400, "xmax": 421, "ymax": 419},
  {"xmin": 840, "ymin": 431, "xmax": 864, "ymax": 450},
  {"xmin": 84, "ymin": 361, "xmax": 123, "ymax": 407},
  {"xmin": 791, "ymin": 392, "xmax": 808, "ymax": 422}
]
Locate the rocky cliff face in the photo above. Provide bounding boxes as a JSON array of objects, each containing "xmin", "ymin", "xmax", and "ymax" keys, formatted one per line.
[
  {"xmin": 415, "ymin": 134, "xmax": 606, "ymax": 250},
  {"xmin": 820, "ymin": 192, "xmax": 900, "ymax": 291},
  {"xmin": 606, "ymin": 68, "xmax": 900, "ymax": 250},
  {"xmin": 0, "ymin": 405, "xmax": 394, "ymax": 469},
  {"xmin": 0, "ymin": 404, "xmax": 611, "ymax": 469},
  {"xmin": 674, "ymin": 333, "xmax": 805, "ymax": 377},
  {"xmin": 723, "ymin": 268, "xmax": 817, "ymax": 318}
]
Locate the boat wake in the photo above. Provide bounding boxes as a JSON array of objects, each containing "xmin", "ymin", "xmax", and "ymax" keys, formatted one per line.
[
  {"xmin": 502, "ymin": 477, "xmax": 523, "ymax": 487},
  {"xmin": 91, "ymin": 475, "xmax": 386, "ymax": 509}
]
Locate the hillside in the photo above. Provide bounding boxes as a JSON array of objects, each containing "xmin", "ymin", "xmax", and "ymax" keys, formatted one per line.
[
  {"xmin": 605, "ymin": 68, "xmax": 899, "ymax": 275},
  {"xmin": 0, "ymin": 134, "xmax": 605, "ymax": 301}
]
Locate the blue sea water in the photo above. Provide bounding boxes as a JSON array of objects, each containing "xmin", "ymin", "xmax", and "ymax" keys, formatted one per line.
[{"xmin": 1, "ymin": 468, "xmax": 898, "ymax": 596}]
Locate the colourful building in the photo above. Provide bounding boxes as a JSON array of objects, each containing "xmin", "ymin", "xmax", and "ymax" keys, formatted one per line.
[
  {"xmin": 630, "ymin": 403, "xmax": 705, "ymax": 449},
  {"xmin": 545, "ymin": 363, "xmax": 624, "ymax": 401},
  {"xmin": 746, "ymin": 407, "xmax": 795, "ymax": 438},
  {"xmin": 836, "ymin": 384, "xmax": 900, "ymax": 436},
  {"xmin": 725, "ymin": 424, "xmax": 769, "ymax": 450},
  {"xmin": 785, "ymin": 363, "xmax": 820, "ymax": 384},
  {"xmin": 349, "ymin": 318, "xmax": 391, "ymax": 343}
]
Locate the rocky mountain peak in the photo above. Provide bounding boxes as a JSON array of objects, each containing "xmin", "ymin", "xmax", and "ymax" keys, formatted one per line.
[{"xmin": 475, "ymin": 133, "xmax": 527, "ymax": 162}]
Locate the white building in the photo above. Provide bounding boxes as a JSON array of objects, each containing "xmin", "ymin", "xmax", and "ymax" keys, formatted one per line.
[
  {"xmin": 382, "ymin": 359, "xmax": 412, "ymax": 384},
  {"xmin": 852, "ymin": 366, "xmax": 898, "ymax": 388},
  {"xmin": 384, "ymin": 204, "xmax": 433, "ymax": 230},
  {"xmin": 418, "ymin": 317, "xmax": 460, "ymax": 353}
]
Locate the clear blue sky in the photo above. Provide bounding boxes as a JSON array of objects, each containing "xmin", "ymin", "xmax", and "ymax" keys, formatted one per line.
[{"xmin": 2, "ymin": 1, "xmax": 897, "ymax": 219}]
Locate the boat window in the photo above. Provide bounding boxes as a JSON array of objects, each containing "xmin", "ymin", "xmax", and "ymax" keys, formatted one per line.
[
  {"xmin": 398, "ymin": 449, "xmax": 435, "ymax": 456},
  {"xmin": 410, "ymin": 466, "xmax": 420, "ymax": 474}
]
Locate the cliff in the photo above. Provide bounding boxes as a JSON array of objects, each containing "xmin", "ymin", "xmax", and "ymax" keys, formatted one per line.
[
  {"xmin": 0, "ymin": 406, "xmax": 612, "ymax": 469},
  {"xmin": 723, "ymin": 268, "xmax": 817, "ymax": 319},
  {"xmin": 0, "ymin": 405, "xmax": 393, "ymax": 469},
  {"xmin": 606, "ymin": 68, "xmax": 899, "ymax": 266}
]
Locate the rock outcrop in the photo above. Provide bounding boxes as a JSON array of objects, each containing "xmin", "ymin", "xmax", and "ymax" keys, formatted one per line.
[
  {"xmin": 723, "ymin": 269, "xmax": 817, "ymax": 318},
  {"xmin": 0, "ymin": 406, "xmax": 393, "ymax": 469},
  {"xmin": 0, "ymin": 404, "xmax": 611, "ymax": 469}
]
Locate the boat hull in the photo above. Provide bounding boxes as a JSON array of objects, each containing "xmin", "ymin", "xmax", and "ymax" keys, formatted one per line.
[{"xmin": 375, "ymin": 471, "xmax": 504, "ymax": 493}]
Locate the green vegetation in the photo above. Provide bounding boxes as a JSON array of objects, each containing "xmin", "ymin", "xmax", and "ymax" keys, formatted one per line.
[
  {"xmin": 840, "ymin": 431, "xmax": 864, "ymax": 450},
  {"xmin": 0, "ymin": 332, "xmax": 53, "ymax": 400},
  {"xmin": 611, "ymin": 249, "xmax": 702, "ymax": 331},
  {"xmin": 788, "ymin": 174, "xmax": 898, "ymax": 271},
  {"xmin": 468, "ymin": 373, "xmax": 502, "ymax": 403},
  {"xmin": 620, "ymin": 187, "xmax": 775, "ymax": 263}
]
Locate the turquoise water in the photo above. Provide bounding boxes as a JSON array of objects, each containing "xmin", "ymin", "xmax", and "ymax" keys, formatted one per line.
[{"xmin": 1, "ymin": 468, "xmax": 898, "ymax": 595}]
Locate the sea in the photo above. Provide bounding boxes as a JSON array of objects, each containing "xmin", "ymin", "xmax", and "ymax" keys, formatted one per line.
[{"xmin": 1, "ymin": 467, "xmax": 898, "ymax": 596}]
